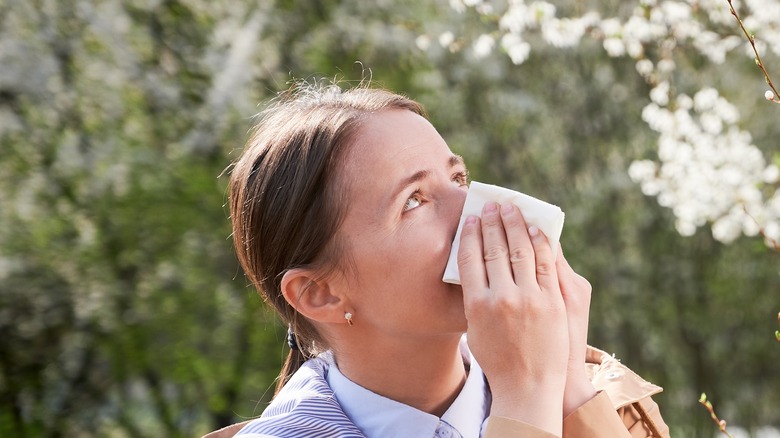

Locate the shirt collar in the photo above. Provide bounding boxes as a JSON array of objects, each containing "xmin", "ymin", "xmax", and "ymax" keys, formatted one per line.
[
  {"xmin": 441, "ymin": 353, "xmax": 489, "ymax": 437},
  {"xmin": 325, "ymin": 342, "xmax": 489, "ymax": 438}
]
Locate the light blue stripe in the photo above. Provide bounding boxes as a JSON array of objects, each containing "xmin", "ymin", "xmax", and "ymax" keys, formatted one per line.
[{"xmin": 235, "ymin": 353, "xmax": 366, "ymax": 437}]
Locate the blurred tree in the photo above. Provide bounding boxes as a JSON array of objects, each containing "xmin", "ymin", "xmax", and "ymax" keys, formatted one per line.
[
  {"xmin": 0, "ymin": 0, "xmax": 283, "ymax": 436},
  {"xmin": 0, "ymin": 0, "xmax": 777, "ymax": 437}
]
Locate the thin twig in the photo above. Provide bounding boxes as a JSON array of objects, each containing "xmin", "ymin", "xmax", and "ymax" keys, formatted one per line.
[
  {"xmin": 741, "ymin": 205, "xmax": 780, "ymax": 253},
  {"xmin": 699, "ymin": 393, "xmax": 735, "ymax": 438},
  {"xmin": 726, "ymin": 0, "xmax": 780, "ymax": 103},
  {"xmin": 772, "ymin": 301, "xmax": 779, "ymax": 363}
]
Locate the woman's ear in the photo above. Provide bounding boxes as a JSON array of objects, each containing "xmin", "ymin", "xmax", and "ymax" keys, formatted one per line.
[{"xmin": 281, "ymin": 268, "xmax": 345, "ymax": 324}]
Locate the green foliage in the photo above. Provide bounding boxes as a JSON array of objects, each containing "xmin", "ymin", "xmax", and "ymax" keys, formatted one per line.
[{"xmin": 0, "ymin": 0, "xmax": 777, "ymax": 436}]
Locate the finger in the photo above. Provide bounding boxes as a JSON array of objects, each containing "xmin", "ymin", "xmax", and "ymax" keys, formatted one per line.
[
  {"xmin": 555, "ymin": 246, "xmax": 592, "ymax": 302},
  {"xmin": 555, "ymin": 245, "xmax": 574, "ymax": 281},
  {"xmin": 458, "ymin": 215, "xmax": 488, "ymax": 300},
  {"xmin": 527, "ymin": 226, "xmax": 558, "ymax": 293},
  {"xmin": 480, "ymin": 202, "xmax": 513, "ymax": 288},
  {"xmin": 499, "ymin": 202, "xmax": 537, "ymax": 288}
]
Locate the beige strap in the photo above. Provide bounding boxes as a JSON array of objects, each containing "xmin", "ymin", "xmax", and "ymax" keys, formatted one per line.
[{"xmin": 632, "ymin": 401, "xmax": 662, "ymax": 438}]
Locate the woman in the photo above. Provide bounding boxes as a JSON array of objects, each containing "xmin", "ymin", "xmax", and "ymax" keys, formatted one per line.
[{"xmin": 207, "ymin": 83, "xmax": 669, "ymax": 437}]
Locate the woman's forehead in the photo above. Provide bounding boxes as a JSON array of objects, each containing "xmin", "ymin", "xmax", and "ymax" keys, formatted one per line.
[
  {"xmin": 334, "ymin": 110, "xmax": 461, "ymax": 220},
  {"xmin": 345, "ymin": 110, "xmax": 451, "ymax": 173}
]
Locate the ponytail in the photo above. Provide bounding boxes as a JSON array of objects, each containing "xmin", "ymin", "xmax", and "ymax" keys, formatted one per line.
[
  {"xmin": 275, "ymin": 348, "xmax": 309, "ymax": 395},
  {"xmin": 274, "ymin": 317, "xmax": 322, "ymax": 394}
]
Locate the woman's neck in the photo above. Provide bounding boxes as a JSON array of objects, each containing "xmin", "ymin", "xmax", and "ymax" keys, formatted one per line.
[{"xmin": 332, "ymin": 334, "xmax": 467, "ymax": 417}]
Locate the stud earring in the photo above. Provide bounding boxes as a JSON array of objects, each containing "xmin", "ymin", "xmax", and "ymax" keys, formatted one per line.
[{"xmin": 344, "ymin": 312, "xmax": 353, "ymax": 326}]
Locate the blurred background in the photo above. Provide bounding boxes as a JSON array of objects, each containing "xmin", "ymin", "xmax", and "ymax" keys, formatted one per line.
[{"xmin": 0, "ymin": 0, "xmax": 778, "ymax": 436}]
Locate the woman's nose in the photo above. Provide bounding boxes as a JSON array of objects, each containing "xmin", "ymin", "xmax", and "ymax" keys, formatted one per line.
[{"xmin": 445, "ymin": 185, "xmax": 468, "ymax": 236}]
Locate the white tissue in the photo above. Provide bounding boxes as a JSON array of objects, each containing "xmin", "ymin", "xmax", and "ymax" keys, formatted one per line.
[{"xmin": 442, "ymin": 181, "xmax": 565, "ymax": 285}]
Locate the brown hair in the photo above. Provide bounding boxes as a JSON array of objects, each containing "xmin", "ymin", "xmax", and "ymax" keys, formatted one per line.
[{"xmin": 228, "ymin": 82, "xmax": 425, "ymax": 394}]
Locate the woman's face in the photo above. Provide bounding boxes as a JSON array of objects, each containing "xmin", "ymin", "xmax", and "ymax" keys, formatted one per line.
[{"xmin": 332, "ymin": 109, "xmax": 469, "ymax": 342}]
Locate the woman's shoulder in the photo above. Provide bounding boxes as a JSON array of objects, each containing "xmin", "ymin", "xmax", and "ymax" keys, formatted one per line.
[{"xmin": 232, "ymin": 354, "xmax": 366, "ymax": 438}]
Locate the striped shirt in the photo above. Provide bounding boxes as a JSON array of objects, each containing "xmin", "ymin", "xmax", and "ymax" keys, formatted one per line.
[{"xmin": 235, "ymin": 341, "xmax": 489, "ymax": 438}]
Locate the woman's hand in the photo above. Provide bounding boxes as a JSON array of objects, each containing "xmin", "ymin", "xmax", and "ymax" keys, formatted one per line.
[
  {"xmin": 458, "ymin": 202, "xmax": 569, "ymax": 436},
  {"xmin": 557, "ymin": 247, "xmax": 598, "ymax": 416}
]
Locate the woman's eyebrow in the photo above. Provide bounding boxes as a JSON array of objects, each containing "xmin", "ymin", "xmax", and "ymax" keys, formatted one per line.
[
  {"xmin": 392, "ymin": 169, "xmax": 431, "ymax": 199},
  {"xmin": 449, "ymin": 154, "xmax": 465, "ymax": 169},
  {"xmin": 390, "ymin": 154, "xmax": 466, "ymax": 203}
]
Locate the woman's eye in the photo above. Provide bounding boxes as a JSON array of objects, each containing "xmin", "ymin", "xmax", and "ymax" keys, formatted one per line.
[
  {"xmin": 403, "ymin": 191, "xmax": 424, "ymax": 212},
  {"xmin": 453, "ymin": 171, "xmax": 470, "ymax": 187}
]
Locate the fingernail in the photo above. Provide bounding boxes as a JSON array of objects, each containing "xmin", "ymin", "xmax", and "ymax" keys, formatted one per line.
[
  {"xmin": 484, "ymin": 202, "xmax": 498, "ymax": 214},
  {"xmin": 528, "ymin": 226, "xmax": 539, "ymax": 237},
  {"xmin": 500, "ymin": 202, "xmax": 513, "ymax": 215},
  {"xmin": 465, "ymin": 215, "xmax": 477, "ymax": 225}
]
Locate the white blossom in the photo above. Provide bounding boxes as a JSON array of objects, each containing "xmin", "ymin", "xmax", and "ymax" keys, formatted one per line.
[
  {"xmin": 415, "ymin": 34, "xmax": 431, "ymax": 51},
  {"xmin": 449, "ymin": 0, "xmax": 467, "ymax": 14},
  {"xmin": 473, "ymin": 34, "xmax": 495, "ymax": 58},
  {"xmin": 659, "ymin": 1, "xmax": 692, "ymax": 25},
  {"xmin": 439, "ymin": 31, "xmax": 455, "ymax": 48},
  {"xmin": 542, "ymin": 18, "xmax": 588, "ymax": 48},
  {"xmin": 635, "ymin": 59, "xmax": 654, "ymax": 76},
  {"xmin": 600, "ymin": 17, "xmax": 622, "ymax": 37},
  {"xmin": 630, "ymin": 88, "xmax": 779, "ymax": 245},
  {"xmin": 657, "ymin": 58, "xmax": 675, "ymax": 73},
  {"xmin": 530, "ymin": 1, "xmax": 557, "ymax": 24},
  {"xmin": 701, "ymin": 0, "xmax": 737, "ymax": 25},
  {"xmin": 625, "ymin": 39, "xmax": 645, "ymax": 59},
  {"xmin": 764, "ymin": 221, "xmax": 780, "ymax": 241},
  {"xmin": 499, "ymin": 3, "xmax": 530, "ymax": 33},
  {"xmin": 650, "ymin": 81, "xmax": 670, "ymax": 106},
  {"xmin": 449, "ymin": 0, "xmax": 780, "ymax": 248},
  {"xmin": 604, "ymin": 37, "xmax": 626, "ymax": 57},
  {"xmin": 712, "ymin": 215, "xmax": 743, "ymax": 243},
  {"xmin": 628, "ymin": 160, "xmax": 658, "ymax": 182},
  {"xmin": 764, "ymin": 165, "xmax": 780, "ymax": 183},
  {"xmin": 693, "ymin": 88, "xmax": 720, "ymax": 112},
  {"xmin": 675, "ymin": 219, "xmax": 698, "ymax": 236},
  {"xmin": 501, "ymin": 33, "xmax": 531, "ymax": 64}
]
